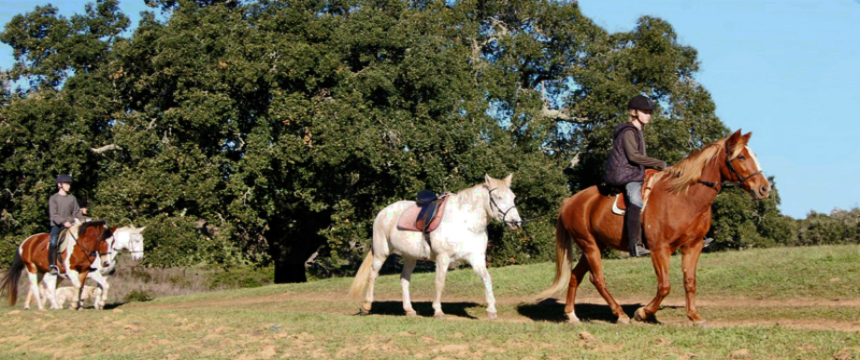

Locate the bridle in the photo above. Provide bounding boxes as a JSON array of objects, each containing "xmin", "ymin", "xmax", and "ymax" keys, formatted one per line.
[
  {"xmin": 698, "ymin": 145, "xmax": 763, "ymax": 191},
  {"xmin": 74, "ymin": 228, "xmax": 111, "ymax": 262},
  {"xmin": 127, "ymin": 234, "xmax": 144, "ymax": 255},
  {"xmin": 488, "ymin": 188, "xmax": 521, "ymax": 227}
]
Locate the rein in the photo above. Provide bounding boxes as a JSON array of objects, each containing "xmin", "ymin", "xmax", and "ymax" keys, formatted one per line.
[
  {"xmin": 697, "ymin": 145, "xmax": 763, "ymax": 192},
  {"xmin": 488, "ymin": 187, "xmax": 551, "ymax": 243},
  {"xmin": 73, "ymin": 228, "xmax": 111, "ymax": 262}
]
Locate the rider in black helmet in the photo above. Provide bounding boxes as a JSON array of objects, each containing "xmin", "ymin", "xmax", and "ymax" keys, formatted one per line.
[
  {"xmin": 604, "ymin": 95, "xmax": 667, "ymax": 257},
  {"xmin": 47, "ymin": 174, "xmax": 87, "ymax": 275}
]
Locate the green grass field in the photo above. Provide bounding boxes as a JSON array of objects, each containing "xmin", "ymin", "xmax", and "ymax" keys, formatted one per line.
[{"xmin": 1, "ymin": 245, "xmax": 859, "ymax": 359}]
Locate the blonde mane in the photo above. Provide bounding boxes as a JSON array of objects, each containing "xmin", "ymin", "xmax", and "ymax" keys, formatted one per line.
[{"xmin": 664, "ymin": 138, "xmax": 745, "ymax": 193}]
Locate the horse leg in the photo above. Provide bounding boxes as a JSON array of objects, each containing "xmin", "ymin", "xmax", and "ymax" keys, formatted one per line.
[
  {"xmin": 581, "ymin": 245, "xmax": 629, "ymax": 324},
  {"xmin": 87, "ymin": 272, "xmax": 110, "ymax": 310},
  {"xmin": 42, "ymin": 274, "xmax": 60, "ymax": 310},
  {"xmin": 64, "ymin": 270, "xmax": 82, "ymax": 310},
  {"xmin": 400, "ymin": 257, "xmax": 418, "ymax": 317},
  {"xmin": 25, "ymin": 269, "xmax": 41, "ymax": 310},
  {"xmin": 635, "ymin": 247, "xmax": 672, "ymax": 323},
  {"xmin": 432, "ymin": 254, "xmax": 451, "ymax": 319},
  {"xmin": 360, "ymin": 253, "xmax": 386, "ymax": 315},
  {"xmin": 563, "ymin": 254, "xmax": 590, "ymax": 324},
  {"xmin": 681, "ymin": 241, "xmax": 706, "ymax": 326},
  {"xmin": 74, "ymin": 272, "xmax": 88, "ymax": 310},
  {"xmin": 467, "ymin": 253, "xmax": 496, "ymax": 320}
]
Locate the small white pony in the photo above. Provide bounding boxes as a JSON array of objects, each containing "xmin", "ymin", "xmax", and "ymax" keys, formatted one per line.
[
  {"xmin": 349, "ymin": 174, "xmax": 522, "ymax": 319},
  {"xmin": 24, "ymin": 225, "xmax": 145, "ymax": 310},
  {"xmin": 34, "ymin": 285, "xmax": 102, "ymax": 310}
]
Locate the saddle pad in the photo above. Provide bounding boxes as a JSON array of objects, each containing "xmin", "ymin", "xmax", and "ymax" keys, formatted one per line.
[
  {"xmin": 612, "ymin": 169, "xmax": 662, "ymax": 215},
  {"xmin": 48, "ymin": 224, "xmax": 80, "ymax": 258},
  {"xmin": 58, "ymin": 229, "xmax": 72, "ymax": 255},
  {"xmin": 397, "ymin": 196, "xmax": 450, "ymax": 233}
]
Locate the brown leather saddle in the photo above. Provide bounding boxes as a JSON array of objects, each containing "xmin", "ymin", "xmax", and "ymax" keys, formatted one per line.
[
  {"xmin": 612, "ymin": 169, "xmax": 661, "ymax": 215},
  {"xmin": 397, "ymin": 191, "xmax": 450, "ymax": 233}
]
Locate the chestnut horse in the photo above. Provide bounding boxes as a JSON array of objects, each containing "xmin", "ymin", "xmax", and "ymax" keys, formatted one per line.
[
  {"xmin": 1, "ymin": 221, "xmax": 115, "ymax": 310},
  {"xmin": 536, "ymin": 130, "xmax": 770, "ymax": 326}
]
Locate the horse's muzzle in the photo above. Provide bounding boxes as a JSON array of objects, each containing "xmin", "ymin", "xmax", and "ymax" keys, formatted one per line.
[{"xmin": 506, "ymin": 221, "xmax": 523, "ymax": 230}]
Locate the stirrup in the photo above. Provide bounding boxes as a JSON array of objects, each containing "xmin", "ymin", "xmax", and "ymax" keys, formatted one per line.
[{"xmin": 629, "ymin": 245, "xmax": 651, "ymax": 257}]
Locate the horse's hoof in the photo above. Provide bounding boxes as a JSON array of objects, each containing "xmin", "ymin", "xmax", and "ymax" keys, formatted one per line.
[
  {"xmin": 433, "ymin": 313, "xmax": 445, "ymax": 319},
  {"xmin": 358, "ymin": 307, "xmax": 371, "ymax": 316},
  {"xmin": 486, "ymin": 311, "xmax": 497, "ymax": 320},
  {"xmin": 405, "ymin": 310, "xmax": 417, "ymax": 318},
  {"xmin": 617, "ymin": 316, "xmax": 630, "ymax": 325},
  {"xmin": 693, "ymin": 320, "xmax": 708, "ymax": 328},
  {"xmin": 634, "ymin": 307, "xmax": 649, "ymax": 322}
]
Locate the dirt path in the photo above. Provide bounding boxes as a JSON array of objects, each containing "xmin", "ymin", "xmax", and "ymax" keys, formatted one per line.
[{"xmin": 129, "ymin": 291, "xmax": 860, "ymax": 332}]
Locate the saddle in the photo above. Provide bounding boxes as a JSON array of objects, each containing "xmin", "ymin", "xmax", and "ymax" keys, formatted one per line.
[
  {"xmin": 611, "ymin": 169, "xmax": 662, "ymax": 215},
  {"xmin": 397, "ymin": 190, "xmax": 450, "ymax": 233},
  {"xmin": 49, "ymin": 225, "xmax": 79, "ymax": 272},
  {"xmin": 56, "ymin": 228, "xmax": 73, "ymax": 256}
]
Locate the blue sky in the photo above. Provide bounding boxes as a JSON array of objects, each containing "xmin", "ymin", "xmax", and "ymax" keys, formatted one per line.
[{"xmin": 1, "ymin": 0, "xmax": 858, "ymax": 218}]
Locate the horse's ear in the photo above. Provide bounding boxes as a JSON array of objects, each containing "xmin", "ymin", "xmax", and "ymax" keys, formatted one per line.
[
  {"xmin": 727, "ymin": 129, "xmax": 742, "ymax": 146},
  {"xmin": 138, "ymin": 226, "xmax": 146, "ymax": 232},
  {"xmin": 742, "ymin": 132, "xmax": 752, "ymax": 144},
  {"xmin": 484, "ymin": 173, "xmax": 492, "ymax": 185},
  {"xmin": 110, "ymin": 226, "xmax": 117, "ymax": 233},
  {"xmin": 504, "ymin": 173, "xmax": 513, "ymax": 187}
]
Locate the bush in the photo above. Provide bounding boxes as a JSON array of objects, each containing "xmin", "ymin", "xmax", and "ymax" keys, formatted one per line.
[{"xmin": 124, "ymin": 289, "xmax": 155, "ymax": 303}]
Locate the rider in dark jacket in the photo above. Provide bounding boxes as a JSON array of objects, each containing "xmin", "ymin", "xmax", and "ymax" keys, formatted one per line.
[{"xmin": 604, "ymin": 95, "xmax": 667, "ymax": 257}]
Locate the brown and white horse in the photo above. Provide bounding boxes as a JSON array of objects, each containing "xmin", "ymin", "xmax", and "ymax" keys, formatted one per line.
[
  {"xmin": 1, "ymin": 221, "xmax": 115, "ymax": 310},
  {"xmin": 536, "ymin": 130, "xmax": 770, "ymax": 326}
]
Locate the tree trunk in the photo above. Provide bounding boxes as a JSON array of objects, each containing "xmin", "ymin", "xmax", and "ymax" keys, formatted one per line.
[{"xmin": 274, "ymin": 258, "xmax": 307, "ymax": 283}]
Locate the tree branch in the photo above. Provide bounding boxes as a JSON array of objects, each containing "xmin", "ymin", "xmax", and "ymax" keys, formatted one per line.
[
  {"xmin": 539, "ymin": 81, "xmax": 589, "ymax": 123},
  {"xmin": 90, "ymin": 144, "xmax": 123, "ymax": 154}
]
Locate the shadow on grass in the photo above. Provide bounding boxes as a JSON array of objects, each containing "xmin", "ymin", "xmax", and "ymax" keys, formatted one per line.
[
  {"xmin": 103, "ymin": 302, "xmax": 126, "ymax": 310},
  {"xmin": 517, "ymin": 298, "xmax": 653, "ymax": 323},
  {"xmin": 359, "ymin": 301, "xmax": 480, "ymax": 320}
]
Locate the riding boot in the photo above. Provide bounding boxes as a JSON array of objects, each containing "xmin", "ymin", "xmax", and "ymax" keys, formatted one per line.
[
  {"xmin": 48, "ymin": 228, "xmax": 60, "ymax": 275},
  {"xmin": 626, "ymin": 205, "xmax": 649, "ymax": 257}
]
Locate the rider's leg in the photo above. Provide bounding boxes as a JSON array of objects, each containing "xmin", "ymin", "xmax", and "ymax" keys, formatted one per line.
[
  {"xmin": 48, "ymin": 225, "xmax": 61, "ymax": 275},
  {"xmin": 625, "ymin": 182, "xmax": 649, "ymax": 257}
]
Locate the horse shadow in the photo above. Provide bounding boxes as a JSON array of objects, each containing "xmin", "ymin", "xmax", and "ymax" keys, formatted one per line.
[
  {"xmin": 517, "ymin": 298, "xmax": 658, "ymax": 324},
  {"xmin": 359, "ymin": 301, "xmax": 480, "ymax": 320}
]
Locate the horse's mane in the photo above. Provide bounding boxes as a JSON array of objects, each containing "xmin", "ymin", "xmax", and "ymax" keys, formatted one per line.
[
  {"xmin": 663, "ymin": 138, "xmax": 745, "ymax": 193},
  {"xmin": 77, "ymin": 220, "xmax": 109, "ymax": 240},
  {"xmin": 454, "ymin": 179, "xmax": 510, "ymax": 203}
]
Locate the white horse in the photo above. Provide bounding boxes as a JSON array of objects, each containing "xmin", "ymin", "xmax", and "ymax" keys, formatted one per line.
[
  {"xmin": 349, "ymin": 174, "xmax": 522, "ymax": 320},
  {"xmin": 34, "ymin": 285, "xmax": 102, "ymax": 310},
  {"xmin": 24, "ymin": 225, "xmax": 145, "ymax": 310}
]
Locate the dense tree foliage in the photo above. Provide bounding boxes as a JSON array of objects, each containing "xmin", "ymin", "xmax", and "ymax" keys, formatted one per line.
[{"xmin": 1, "ymin": 0, "xmax": 831, "ymax": 281}]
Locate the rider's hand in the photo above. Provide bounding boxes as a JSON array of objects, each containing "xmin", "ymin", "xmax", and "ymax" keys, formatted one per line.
[{"xmin": 63, "ymin": 221, "xmax": 73, "ymax": 228}]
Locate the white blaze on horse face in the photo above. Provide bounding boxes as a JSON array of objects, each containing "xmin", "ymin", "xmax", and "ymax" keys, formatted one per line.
[{"xmin": 744, "ymin": 146, "xmax": 762, "ymax": 172}]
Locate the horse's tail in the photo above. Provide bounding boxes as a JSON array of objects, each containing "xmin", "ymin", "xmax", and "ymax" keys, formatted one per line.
[
  {"xmin": 1, "ymin": 249, "xmax": 25, "ymax": 306},
  {"xmin": 348, "ymin": 252, "xmax": 375, "ymax": 300},
  {"xmin": 535, "ymin": 209, "xmax": 574, "ymax": 301}
]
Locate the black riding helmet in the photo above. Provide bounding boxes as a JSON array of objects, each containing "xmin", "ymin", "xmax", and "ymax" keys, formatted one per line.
[
  {"xmin": 627, "ymin": 95, "xmax": 653, "ymax": 111},
  {"xmin": 56, "ymin": 174, "xmax": 73, "ymax": 184}
]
